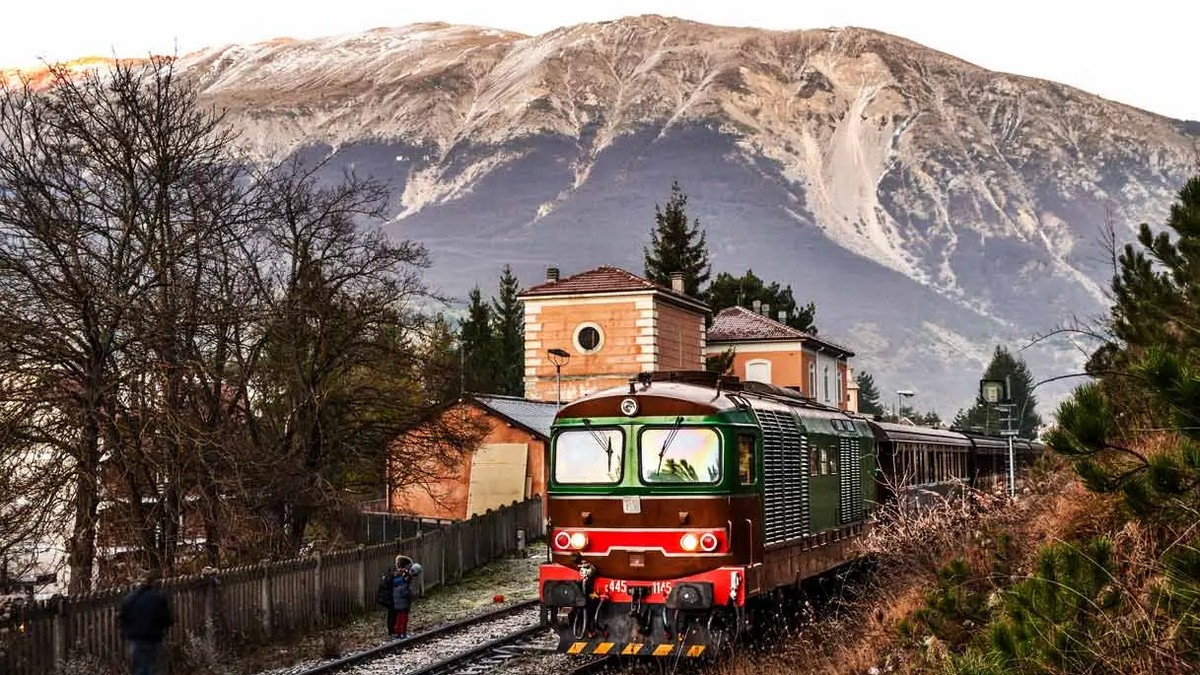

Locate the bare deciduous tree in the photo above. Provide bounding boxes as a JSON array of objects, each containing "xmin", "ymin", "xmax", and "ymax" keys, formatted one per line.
[{"xmin": 0, "ymin": 59, "xmax": 476, "ymax": 588}]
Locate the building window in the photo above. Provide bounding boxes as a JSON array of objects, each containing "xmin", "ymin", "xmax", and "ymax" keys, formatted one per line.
[
  {"xmin": 823, "ymin": 366, "xmax": 830, "ymax": 402},
  {"xmin": 573, "ymin": 322, "xmax": 604, "ymax": 353},
  {"xmin": 836, "ymin": 368, "xmax": 843, "ymax": 404},
  {"xmin": 745, "ymin": 359, "xmax": 772, "ymax": 384},
  {"xmin": 808, "ymin": 362, "xmax": 816, "ymax": 396}
]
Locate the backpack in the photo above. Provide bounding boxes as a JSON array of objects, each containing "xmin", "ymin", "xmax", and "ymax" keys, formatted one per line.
[{"xmin": 375, "ymin": 572, "xmax": 394, "ymax": 607}]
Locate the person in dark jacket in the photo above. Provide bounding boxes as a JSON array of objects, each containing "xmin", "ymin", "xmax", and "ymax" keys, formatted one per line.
[
  {"xmin": 118, "ymin": 570, "xmax": 173, "ymax": 675},
  {"xmin": 374, "ymin": 557, "xmax": 401, "ymax": 636},
  {"xmin": 389, "ymin": 554, "xmax": 424, "ymax": 638},
  {"xmin": 391, "ymin": 565, "xmax": 413, "ymax": 638}
]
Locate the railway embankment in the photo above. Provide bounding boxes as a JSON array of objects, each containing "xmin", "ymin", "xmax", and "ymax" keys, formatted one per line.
[{"xmin": 715, "ymin": 458, "xmax": 1123, "ymax": 675}]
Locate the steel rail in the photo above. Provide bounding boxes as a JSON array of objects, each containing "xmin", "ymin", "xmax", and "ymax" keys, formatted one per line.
[
  {"xmin": 400, "ymin": 622, "xmax": 549, "ymax": 675},
  {"xmin": 289, "ymin": 598, "xmax": 540, "ymax": 675}
]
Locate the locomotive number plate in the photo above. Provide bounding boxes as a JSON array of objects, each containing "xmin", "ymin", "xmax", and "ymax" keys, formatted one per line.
[{"xmin": 622, "ymin": 495, "xmax": 641, "ymax": 514}]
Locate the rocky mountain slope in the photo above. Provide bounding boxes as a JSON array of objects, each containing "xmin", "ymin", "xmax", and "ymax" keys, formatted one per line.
[{"xmin": 19, "ymin": 16, "xmax": 1200, "ymax": 416}]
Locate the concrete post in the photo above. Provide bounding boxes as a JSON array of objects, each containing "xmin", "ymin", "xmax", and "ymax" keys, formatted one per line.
[{"xmin": 260, "ymin": 565, "xmax": 273, "ymax": 638}]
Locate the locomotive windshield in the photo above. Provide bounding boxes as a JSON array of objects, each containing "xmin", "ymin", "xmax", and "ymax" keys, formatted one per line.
[
  {"xmin": 640, "ymin": 427, "xmax": 721, "ymax": 483},
  {"xmin": 553, "ymin": 428, "xmax": 625, "ymax": 484}
]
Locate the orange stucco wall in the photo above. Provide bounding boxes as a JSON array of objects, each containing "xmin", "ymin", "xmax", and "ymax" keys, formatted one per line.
[
  {"xmin": 525, "ymin": 298, "xmax": 647, "ymax": 402},
  {"xmin": 711, "ymin": 343, "xmax": 851, "ymax": 409},
  {"xmin": 729, "ymin": 348, "xmax": 805, "ymax": 390},
  {"xmin": 524, "ymin": 293, "xmax": 706, "ymax": 402},
  {"xmin": 657, "ymin": 303, "xmax": 706, "ymax": 370},
  {"xmin": 389, "ymin": 403, "xmax": 546, "ymax": 520}
]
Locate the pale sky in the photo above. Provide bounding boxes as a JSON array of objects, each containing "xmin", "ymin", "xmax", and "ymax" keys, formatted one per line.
[{"xmin": 5, "ymin": 0, "xmax": 1196, "ymax": 120}]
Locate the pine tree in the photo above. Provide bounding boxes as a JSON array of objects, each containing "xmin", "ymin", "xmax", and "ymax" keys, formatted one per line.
[
  {"xmin": 955, "ymin": 346, "xmax": 1042, "ymax": 437},
  {"xmin": 855, "ymin": 371, "xmax": 885, "ymax": 416},
  {"xmin": 490, "ymin": 265, "xmax": 524, "ymax": 396},
  {"xmin": 706, "ymin": 269, "xmax": 818, "ymax": 333},
  {"xmin": 643, "ymin": 180, "xmax": 711, "ymax": 297},
  {"xmin": 1048, "ymin": 176, "xmax": 1200, "ymax": 526},
  {"xmin": 459, "ymin": 286, "xmax": 496, "ymax": 393},
  {"xmin": 420, "ymin": 314, "xmax": 463, "ymax": 403}
]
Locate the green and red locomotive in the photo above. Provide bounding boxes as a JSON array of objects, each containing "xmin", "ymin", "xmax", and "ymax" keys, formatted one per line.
[{"xmin": 538, "ymin": 371, "xmax": 1042, "ymax": 658}]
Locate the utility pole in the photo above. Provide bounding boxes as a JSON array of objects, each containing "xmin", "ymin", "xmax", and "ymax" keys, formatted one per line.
[
  {"xmin": 981, "ymin": 376, "xmax": 1016, "ymax": 497},
  {"xmin": 998, "ymin": 375, "xmax": 1017, "ymax": 497}
]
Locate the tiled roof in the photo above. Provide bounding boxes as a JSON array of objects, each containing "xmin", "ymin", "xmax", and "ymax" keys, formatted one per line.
[
  {"xmin": 471, "ymin": 395, "xmax": 558, "ymax": 439},
  {"xmin": 519, "ymin": 266, "xmax": 706, "ymax": 310},
  {"xmin": 707, "ymin": 306, "xmax": 808, "ymax": 341},
  {"xmin": 707, "ymin": 306, "xmax": 854, "ymax": 356}
]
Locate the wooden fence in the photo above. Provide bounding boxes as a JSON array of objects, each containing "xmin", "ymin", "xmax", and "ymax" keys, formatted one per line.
[{"xmin": 0, "ymin": 497, "xmax": 544, "ymax": 675}]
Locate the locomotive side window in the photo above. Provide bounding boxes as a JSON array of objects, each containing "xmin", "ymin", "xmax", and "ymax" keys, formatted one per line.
[
  {"xmin": 640, "ymin": 428, "xmax": 721, "ymax": 483},
  {"xmin": 553, "ymin": 428, "xmax": 624, "ymax": 484},
  {"xmin": 737, "ymin": 434, "xmax": 756, "ymax": 484}
]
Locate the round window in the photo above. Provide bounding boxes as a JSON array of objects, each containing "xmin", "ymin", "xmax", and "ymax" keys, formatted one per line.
[{"xmin": 573, "ymin": 323, "xmax": 604, "ymax": 353}]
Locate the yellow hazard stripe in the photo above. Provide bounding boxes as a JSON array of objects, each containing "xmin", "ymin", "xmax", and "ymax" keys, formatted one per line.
[{"xmin": 566, "ymin": 641, "xmax": 705, "ymax": 657}]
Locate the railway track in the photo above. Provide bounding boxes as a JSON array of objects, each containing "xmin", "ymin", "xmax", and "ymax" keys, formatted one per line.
[
  {"xmin": 285, "ymin": 598, "xmax": 545, "ymax": 675},
  {"xmin": 279, "ymin": 598, "xmax": 632, "ymax": 675}
]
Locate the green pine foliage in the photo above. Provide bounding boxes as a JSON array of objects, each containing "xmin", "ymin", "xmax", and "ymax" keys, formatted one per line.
[
  {"xmin": 459, "ymin": 286, "xmax": 496, "ymax": 393},
  {"xmin": 911, "ymin": 557, "xmax": 992, "ymax": 648},
  {"xmin": 490, "ymin": 264, "xmax": 524, "ymax": 396},
  {"xmin": 706, "ymin": 268, "xmax": 818, "ymax": 333},
  {"xmin": 855, "ymin": 371, "xmax": 886, "ymax": 416},
  {"xmin": 953, "ymin": 346, "xmax": 1042, "ymax": 438},
  {"xmin": 643, "ymin": 180, "xmax": 711, "ymax": 297},
  {"xmin": 983, "ymin": 538, "xmax": 1123, "ymax": 673}
]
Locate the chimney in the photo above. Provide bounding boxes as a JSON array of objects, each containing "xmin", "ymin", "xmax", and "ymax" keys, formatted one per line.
[
  {"xmin": 761, "ymin": 303, "xmax": 771, "ymax": 317},
  {"xmin": 669, "ymin": 271, "xmax": 685, "ymax": 293},
  {"xmin": 545, "ymin": 267, "xmax": 559, "ymax": 284},
  {"xmin": 778, "ymin": 309, "xmax": 788, "ymax": 323},
  {"xmin": 752, "ymin": 299, "xmax": 762, "ymax": 313}
]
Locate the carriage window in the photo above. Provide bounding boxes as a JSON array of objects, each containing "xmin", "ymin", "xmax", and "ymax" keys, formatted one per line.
[
  {"xmin": 640, "ymin": 428, "xmax": 721, "ymax": 483},
  {"xmin": 553, "ymin": 428, "xmax": 624, "ymax": 484},
  {"xmin": 738, "ymin": 435, "xmax": 756, "ymax": 484}
]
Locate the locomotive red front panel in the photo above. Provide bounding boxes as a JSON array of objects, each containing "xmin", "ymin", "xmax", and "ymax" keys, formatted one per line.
[{"xmin": 546, "ymin": 494, "xmax": 760, "ymax": 580}]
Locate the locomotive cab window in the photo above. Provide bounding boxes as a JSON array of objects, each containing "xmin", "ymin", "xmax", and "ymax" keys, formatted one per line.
[
  {"xmin": 737, "ymin": 434, "xmax": 756, "ymax": 484},
  {"xmin": 640, "ymin": 427, "xmax": 721, "ymax": 483},
  {"xmin": 553, "ymin": 428, "xmax": 624, "ymax": 484}
]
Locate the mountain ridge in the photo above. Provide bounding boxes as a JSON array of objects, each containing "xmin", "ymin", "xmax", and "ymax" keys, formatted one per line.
[{"xmin": 7, "ymin": 15, "xmax": 1198, "ymax": 417}]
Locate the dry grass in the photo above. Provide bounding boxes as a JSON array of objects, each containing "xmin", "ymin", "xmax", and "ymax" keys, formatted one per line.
[{"xmin": 710, "ymin": 463, "xmax": 1111, "ymax": 675}]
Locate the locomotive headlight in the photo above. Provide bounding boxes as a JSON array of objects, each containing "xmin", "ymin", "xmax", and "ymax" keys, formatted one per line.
[
  {"xmin": 700, "ymin": 532, "xmax": 719, "ymax": 552},
  {"xmin": 569, "ymin": 531, "xmax": 589, "ymax": 550},
  {"xmin": 680, "ymin": 533, "xmax": 700, "ymax": 552}
]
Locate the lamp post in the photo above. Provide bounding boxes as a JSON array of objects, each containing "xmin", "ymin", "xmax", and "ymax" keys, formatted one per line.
[
  {"xmin": 547, "ymin": 348, "xmax": 570, "ymax": 407},
  {"xmin": 896, "ymin": 389, "xmax": 914, "ymax": 422}
]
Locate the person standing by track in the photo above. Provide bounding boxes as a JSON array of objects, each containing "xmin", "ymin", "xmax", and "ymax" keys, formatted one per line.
[{"xmin": 118, "ymin": 570, "xmax": 173, "ymax": 675}]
